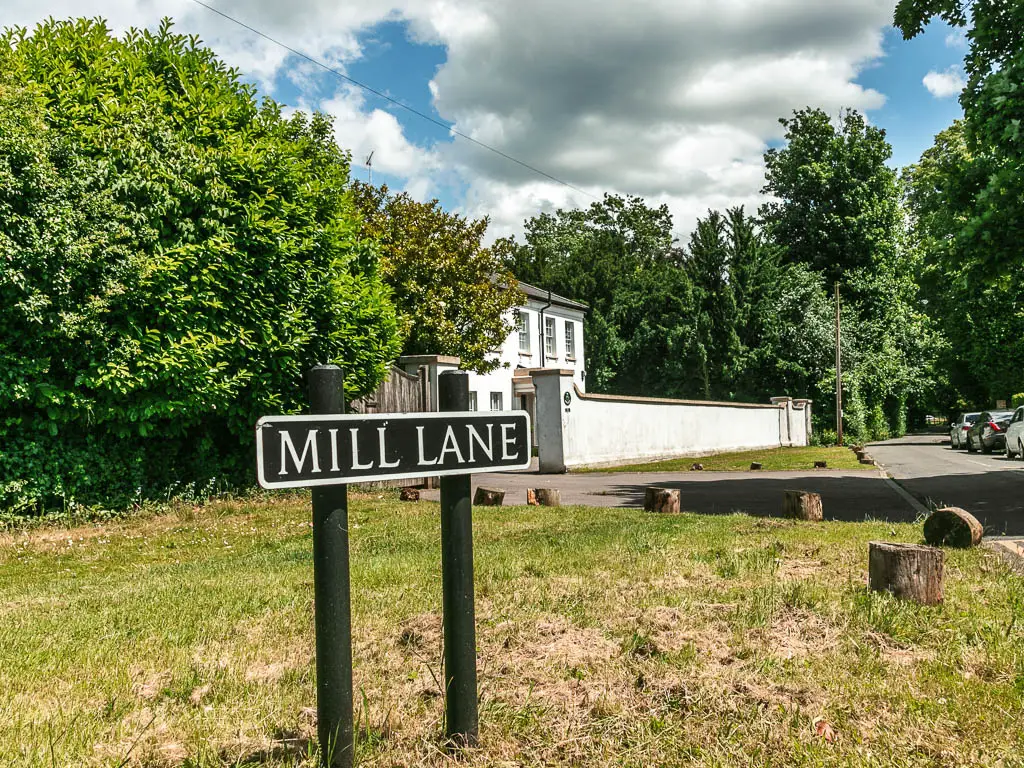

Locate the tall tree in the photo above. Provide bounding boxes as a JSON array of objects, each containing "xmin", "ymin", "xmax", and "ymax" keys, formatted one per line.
[
  {"xmin": 509, "ymin": 194, "xmax": 677, "ymax": 390},
  {"xmin": 760, "ymin": 108, "xmax": 903, "ymax": 296},
  {"xmin": 761, "ymin": 107, "xmax": 938, "ymax": 439},
  {"xmin": 895, "ymin": 0, "xmax": 1024, "ymax": 274},
  {"xmin": 349, "ymin": 182, "xmax": 523, "ymax": 373}
]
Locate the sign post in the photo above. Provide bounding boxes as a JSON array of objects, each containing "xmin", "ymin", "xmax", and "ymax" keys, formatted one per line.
[
  {"xmin": 307, "ymin": 365, "xmax": 354, "ymax": 768},
  {"xmin": 256, "ymin": 373, "xmax": 530, "ymax": 761},
  {"xmin": 437, "ymin": 371, "xmax": 478, "ymax": 745}
]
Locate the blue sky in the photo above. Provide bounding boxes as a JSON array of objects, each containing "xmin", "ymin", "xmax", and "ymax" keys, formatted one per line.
[{"xmin": 9, "ymin": 1, "xmax": 971, "ymax": 237}]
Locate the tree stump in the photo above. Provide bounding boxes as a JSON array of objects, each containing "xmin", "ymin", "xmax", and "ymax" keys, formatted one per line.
[
  {"xmin": 814, "ymin": 460, "xmax": 828, "ymax": 469},
  {"xmin": 923, "ymin": 507, "xmax": 983, "ymax": 548},
  {"xmin": 529, "ymin": 488, "xmax": 561, "ymax": 507},
  {"xmin": 473, "ymin": 487, "xmax": 505, "ymax": 506},
  {"xmin": 526, "ymin": 489, "xmax": 539, "ymax": 506},
  {"xmin": 783, "ymin": 490, "xmax": 823, "ymax": 521},
  {"xmin": 399, "ymin": 487, "xmax": 420, "ymax": 502},
  {"xmin": 868, "ymin": 542, "xmax": 944, "ymax": 605},
  {"xmin": 644, "ymin": 487, "xmax": 680, "ymax": 513},
  {"xmin": 750, "ymin": 462, "xmax": 763, "ymax": 470}
]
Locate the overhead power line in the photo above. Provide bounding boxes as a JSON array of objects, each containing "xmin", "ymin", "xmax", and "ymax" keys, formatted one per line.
[{"xmin": 187, "ymin": 0, "xmax": 596, "ymax": 198}]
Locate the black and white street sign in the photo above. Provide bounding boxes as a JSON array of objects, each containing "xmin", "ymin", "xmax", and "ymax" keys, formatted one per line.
[{"xmin": 256, "ymin": 411, "xmax": 531, "ymax": 489}]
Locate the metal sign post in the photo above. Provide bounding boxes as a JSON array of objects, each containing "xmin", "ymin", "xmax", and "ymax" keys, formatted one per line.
[
  {"xmin": 438, "ymin": 371, "xmax": 478, "ymax": 745},
  {"xmin": 256, "ymin": 369, "xmax": 531, "ymax": 763},
  {"xmin": 307, "ymin": 365, "xmax": 354, "ymax": 768}
]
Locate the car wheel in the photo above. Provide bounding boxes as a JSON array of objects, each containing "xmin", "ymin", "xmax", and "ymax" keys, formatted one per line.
[
  {"xmin": 982, "ymin": 440, "xmax": 993, "ymax": 454},
  {"xmin": 1006, "ymin": 442, "xmax": 1014, "ymax": 459},
  {"xmin": 1019, "ymin": 439, "xmax": 1024, "ymax": 461}
]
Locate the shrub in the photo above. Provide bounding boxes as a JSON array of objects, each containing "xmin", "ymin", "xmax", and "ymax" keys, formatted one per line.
[{"xmin": 0, "ymin": 20, "xmax": 402, "ymax": 513}]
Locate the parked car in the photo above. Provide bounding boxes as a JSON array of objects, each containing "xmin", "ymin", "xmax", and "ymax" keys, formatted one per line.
[
  {"xmin": 1004, "ymin": 406, "xmax": 1024, "ymax": 459},
  {"xmin": 965, "ymin": 410, "xmax": 1014, "ymax": 453},
  {"xmin": 950, "ymin": 411, "xmax": 981, "ymax": 449}
]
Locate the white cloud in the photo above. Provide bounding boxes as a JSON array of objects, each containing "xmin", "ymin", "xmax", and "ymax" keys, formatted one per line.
[
  {"xmin": 10, "ymin": 0, "xmax": 901, "ymax": 238},
  {"xmin": 945, "ymin": 30, "xmax": 967, "ymax": 49},
  {"xmin": 923, "ymin": 67, "xmax": 965, "ymax": 98}
]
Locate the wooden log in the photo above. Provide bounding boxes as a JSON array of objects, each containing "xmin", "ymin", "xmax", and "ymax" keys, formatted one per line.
[
  {"xmin": 644, "ymin": 487, "xmax": 680, "ymax": 513},
  {"xmin": 473, "ymin": 487, "xmax": 505, "ymax": 506},
  {"xmin": 868, "ymin": 542, "xmax": 944, "ymax": 605},
  {"xmin": 750, "ymin": 462, "xmax": 763, "ymax": 470},
  {"xmin": 530, "ymin": 488, "xmax": 561, "ymax": 507},
  {"xmin": 814, "ymin": 460, "xmax": 828, "ymax": 469},
  {"xmin": 783, "ymin": 490, "xmax": 823, "ymax": 521},
  {"xmin": 399, "ymin": 487, "xmax": 420, "ymax": 502},
  {"xmin": 526, "ymin": 489, "xmax": 539, "ymax": 506},
  {"xmin": 923, "ymin": 507, "xmax": 983, "ymax": 548}
]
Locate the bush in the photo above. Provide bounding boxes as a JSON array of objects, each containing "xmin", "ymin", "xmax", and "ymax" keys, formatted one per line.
[
  {"xmin": 0, "ymin": 20, "xmax": 402, "ymax": 513},
  {"xmin": 1013, "ymin": 393, "xmax": 1024, "ymax": 408}
]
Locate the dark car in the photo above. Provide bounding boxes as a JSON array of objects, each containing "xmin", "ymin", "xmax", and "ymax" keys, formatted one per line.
[{"xmin": 965, "ymin": 410, "xmax": 1014, "ymax": 453}]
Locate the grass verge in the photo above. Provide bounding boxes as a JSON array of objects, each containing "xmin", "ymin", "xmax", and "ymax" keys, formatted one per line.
[
  {"xmin": 1, "ymin": 493, "xmax": 1022, "ymax": 766},
  {"xmin": 581, "ymin": 445, "xmax": 866, "ymax": 473}
]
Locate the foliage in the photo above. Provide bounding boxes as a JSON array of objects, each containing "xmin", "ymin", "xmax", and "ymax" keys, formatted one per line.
[
  {"xmin": 761, "ymin": 108, "xmax": 903, "ymax": 295},
  {"xmin": 761, "ymin": 107, "xmax": 941, "ymax": 440},
  {"xmin": 903, "ymin": 122, "xmax": 1024, "ymax": 410},
  {"xmin": 507, "ymin": 194, "xmax": 677, "ymax": 390},
  {"xmin": 0, "ymin": 19, "xmax": 402, "ymax": 512},
  {"xmin": 895, "ymin": 0, "xmax": 1024, "ymax": 276},
  {"xmin": 349, "ymin": 182, "xmax": 523, "ymax": 373}
]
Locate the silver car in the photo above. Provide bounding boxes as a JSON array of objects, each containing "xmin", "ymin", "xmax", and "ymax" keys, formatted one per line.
[
  {"xmin": 950, "ymin": 411, "xmax": 980, "ymax": 450},
  {"xmin": 1005, "ymin": 406, "xmax": 1024, "ymax": 459}
]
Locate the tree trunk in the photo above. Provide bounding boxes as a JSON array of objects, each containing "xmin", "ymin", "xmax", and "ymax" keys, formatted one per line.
[
  {"xmin": 868, "ymin": 542, "xmax": 944, "ymax": 605},
  {"xmin": 529, "ymin": 488, "xmax": 561, "ymax": 507},
  {"xmin": 923, "ymin": 507, "xmax": 983, "ymax": 548},
  {"xmin": 783, "ymin": 490, "xmax": 823, "ymax": 521},
  {"xmin": 750, "ymin": 462, "xmax": 763, "ymax": 470},
  {"xmin": 644, "ymin": 487, "xmax": 680, "ymax": 513},
  {"xmin": 473, "ymin": 487, "xmax": 505, "ymax": 506}
]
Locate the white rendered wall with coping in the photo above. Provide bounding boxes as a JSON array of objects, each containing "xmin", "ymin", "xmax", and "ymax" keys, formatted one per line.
[{"xmin": 532, "ymin": 370, "xmax": 812, "ymax": 472}]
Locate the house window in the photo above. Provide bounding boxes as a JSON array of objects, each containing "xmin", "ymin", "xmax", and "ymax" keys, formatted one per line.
[
  {"xmin": 544, "ymin": 316, "xmax": 557, "ymax": 359},
  {"xmin": 490, "ymin": 392, "xmax": 503, "ymax": 411},
  {"xmin": 468, "ymin": 392, "xmax": 477, "ymax": 411},
  {"xmin": 517, "ymin": 311, "xmax": 531, "ymax": 353},
  {"xmin": 565, "ymin": 321, "xmax": 576, "ymax": 360}
]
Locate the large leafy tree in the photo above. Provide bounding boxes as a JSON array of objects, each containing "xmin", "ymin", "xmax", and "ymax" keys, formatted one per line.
[
  {"xmin": 761, "ymin": 107, "xmax": 939, "ymax": 438},
  {"xmin": 349, "ymin": 182, "xmax": 523, "ymax": 372},
  {"xmin": 895, "ymin": 0, "xmax": 1024, "ymax": 275},
  {"xmin": 761, "ymin": 108, "xmax": 903, "ymax": 296},
  {"xmin": 0, "ymin": 19, "xmax": 401, "ymax": 511},
  {"xmin": 508, "ymin": 194, "xmax": 676, "ymax": 389},
  {"xmin": 903, "ymin": 121, "xmax": 1024, "ymax": 408}
]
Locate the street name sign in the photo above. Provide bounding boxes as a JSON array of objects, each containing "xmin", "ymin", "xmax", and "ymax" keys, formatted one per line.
[{"xmin": 256, "ymin": 410, "xmax": 531, "ymax": 489}]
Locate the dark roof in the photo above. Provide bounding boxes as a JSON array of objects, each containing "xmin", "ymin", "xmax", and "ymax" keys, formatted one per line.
[{"xmin": 515, "ymin": 280, "xmax": 589, "ymax": 312}]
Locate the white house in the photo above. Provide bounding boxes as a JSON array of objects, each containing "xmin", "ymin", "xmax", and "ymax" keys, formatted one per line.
[{"xmin": 399, "ymin": 281, "xmax": 587, "ymax": 435}]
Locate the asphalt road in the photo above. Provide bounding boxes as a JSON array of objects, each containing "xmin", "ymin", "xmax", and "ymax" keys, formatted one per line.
[
  {"xmin": 869, "ymin": 434, "xmax": 1024, "ymax": 535},
  {"xmin": 421, "ymin": 464, "xmax": 918, "ymax": 523}
]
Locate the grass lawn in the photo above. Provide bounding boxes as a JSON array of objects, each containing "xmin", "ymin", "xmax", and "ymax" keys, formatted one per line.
[
  {"xmin": 2, "ymin": 494, "xmax": 1023, "ymax": 767},
  {"xmin": 582, "ymin": 445, "xmax": 867, "ymax": 473}
]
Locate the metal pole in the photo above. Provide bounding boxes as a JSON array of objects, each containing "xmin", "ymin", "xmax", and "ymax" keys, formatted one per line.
[
  {"xmin": 308, "ymin": 365, "xmax": 354, "ymax": 768},
  {"xmin": 835, "ymin": 282, "xmax": 843, "ymax": 446},
  {"xmin": 437, "ymin": 371, "xmax": 479, "ymax": 746}
]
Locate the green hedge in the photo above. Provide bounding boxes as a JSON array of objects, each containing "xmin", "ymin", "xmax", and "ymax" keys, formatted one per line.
[{"xmin": 0, "ymin": 20, "xmax": 402, "ymax": 513}]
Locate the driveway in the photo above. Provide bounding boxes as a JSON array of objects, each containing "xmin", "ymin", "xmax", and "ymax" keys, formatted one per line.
[
  {"xmin": 421, "ymin": 465, "xmax": 918, "ymax": 523},
  {"xmin": 869, "ymin": 434, "xmax": 1024, "ymax": 535}
]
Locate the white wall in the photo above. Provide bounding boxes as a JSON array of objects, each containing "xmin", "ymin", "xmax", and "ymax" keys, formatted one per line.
[{"xmin": 533, "ymin": 370, "xmax": 811, "ymax": 472}]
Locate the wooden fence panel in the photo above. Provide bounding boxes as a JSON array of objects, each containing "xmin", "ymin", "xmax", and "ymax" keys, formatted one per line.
[{"xmin": 350, "ymin": 365, "xmax": 431, "ymax": 488}]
